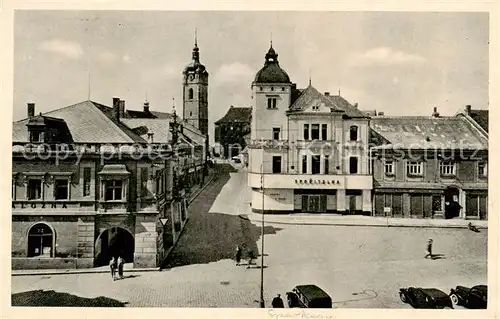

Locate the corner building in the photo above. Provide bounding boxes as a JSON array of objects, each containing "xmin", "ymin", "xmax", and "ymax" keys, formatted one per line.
[{"xmin": 248, "ymin": 45, "xmax": 372, "ymax": 214}]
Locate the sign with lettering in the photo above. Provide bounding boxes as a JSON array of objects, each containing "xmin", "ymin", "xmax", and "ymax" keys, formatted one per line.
[
  {"xmin": 294, "ymin": 178, "xmax": 341, "ymax": 185},
  {"xmin": 12, "ymin": 202, "xmax": 68, "ymax": 209}
]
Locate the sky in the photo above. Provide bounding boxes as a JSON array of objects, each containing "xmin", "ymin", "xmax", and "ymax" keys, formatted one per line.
[{"xmin": 13, "ymin": 11, "xmax": 489, "ymax": 143}]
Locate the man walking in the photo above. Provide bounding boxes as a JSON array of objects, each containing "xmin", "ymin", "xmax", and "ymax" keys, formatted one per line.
[
  {"xmin": 117, "ymin": 256, "xmax": 125, "ymax": 279},
  {"xmin": 424, "ymin": 239, "xmax": 433, "ymax": 259},
  {"xmin": 109, "ymin": 257, "xmax": 117, "ymax": 281},
  {"xmin": 235, "ymin": 245, "xmax": 242, "ymax": 266}
]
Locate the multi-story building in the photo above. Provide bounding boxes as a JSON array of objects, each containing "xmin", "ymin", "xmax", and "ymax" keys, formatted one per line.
[
  {"xmin": 247, "ymin": 44, "xmax": 373, "ymax": 214},
  {"xmin": 214, "ymin": 105, "xmax": 252, "ymax": 158},
  {"xmin": 370, "ymin": 107, "xmax": 488, "ymax": 220}
]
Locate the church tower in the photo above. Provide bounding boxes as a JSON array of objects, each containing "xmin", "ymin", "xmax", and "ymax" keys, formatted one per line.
[{"xmin": 182, "ymin": 32, "xmax": 209, "ymax": 136}]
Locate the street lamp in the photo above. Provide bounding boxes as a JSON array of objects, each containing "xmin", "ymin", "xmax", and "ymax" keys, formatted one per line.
[{"xmin": 260, "ymin": 163, "xmax": 265, "ymax": 308}]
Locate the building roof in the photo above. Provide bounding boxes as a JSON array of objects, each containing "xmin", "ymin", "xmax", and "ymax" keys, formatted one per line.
[
  {"xmin": 13, "ymin": 100, "xmax": 146, "ymax": 144},
  {"xmin": 469, "ymin": 109, "xmax": 488, "ymax": 133},
  {"xmin": 215, "ymin": 106, "xmax": 252, "ymax": 125},
  {"xmin": 370, "ymin": 116, "xmax": 488, "ymax": 150},
  {"xmin": 288, "ymin": 85, "xmax": 368, "ymax": 118},
  {"xmin": 254, "ymin": 45, "xmax": 291, "ymax": 84}
]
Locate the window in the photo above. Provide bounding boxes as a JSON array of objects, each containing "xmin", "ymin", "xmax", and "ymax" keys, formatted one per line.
[
  {"xmin": 478, "ymin": 162, "xmax": 487, "ymax": 177},
  {"xmin": 272, "ymin": 156, "xmax": 282, "ymax": 174},
  {"xmin": 349, "ymin": 157, "xmax": 358, "ymax": 174},
  {"xmin": 324, "ymin": 155, "xmax": 329, "ymax": 174},
  {"xmin": 302, "ymin": 155, "xmax": 308, "ymax": 174},
  {"xmin": 267, "ymin": 98, "xmax": 277, "ymax": 109},
  {"xmin": 83, "ymin": 167, "xmax": 91, "ymax": 196},
  {"xmin": 30, "ymin": 131, "xmax": 42, "ymax": 143},
  {"xmin": 140, "ymin": 167, "xmax": 149, "ymax": 197},
  {"xmin": 303, "ymin": 124, "xmax": 309, "ymax": 140},
  {"xmin": 27, "ymin": 179, "xmax": 42, "ymax": 200},
  {"xmin": 27, "ymin": 223, "xmax": 53, "ymax": 258},
  {"xmin": 321, "ymin": 124, "xmax": 327, "ymax": 140},
  {"xmin": 260, "ymin": 87, "xmax": 263, "ymax": 91},
  {"xmin": 406, "ymin": 161, "xmax": 423, "ymax": 176},
  {"xmin": 188, "ymin": 88, "xmax": 194, "ymax": 99},
  {"xmin": 54, "ymin": 179, "xmax": 69, "ymax": 200},
  {"xmin": 440, "ymin": 161, "xmax": 455, "ymax": 176},
  {"xmin": 104, "ymin": 180, "xmax": 123, "ymax": 201},
  {"xmin": 189, "ymin": 111, "xmax": 192, "ymax": 117},
  {"xmin": 282, "ymin": 87, "xmax": 285, "ymax": 91},
  {"xmin": 350, "ymin": 126, "xmax": 358, "ymax": 141},
  {"xmin": 311, "ymin": 124, "xmax": 320, "ymax": 140},
  {"xmin": 271, "ymin": 87, "xmax": 274, "ymax": 91},
  {"xmin": 272, "ymin": 127, "xmax": 281, "ymax": 140},
  {"xmin": 384, "ymin": 160, "xmax": 394, "ymax": 175},
  {"xmin": 312, "ymin": 155, "xmax": 321, "ymax": 174}
]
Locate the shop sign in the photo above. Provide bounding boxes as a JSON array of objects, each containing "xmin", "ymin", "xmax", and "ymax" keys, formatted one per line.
[
  {"xmin": 295, "ymin": 178, "xmax": 341, "ymax": 185},
  {"xmin": 12, "ymin": 202, "xmax": 68, "ymax": 209}
]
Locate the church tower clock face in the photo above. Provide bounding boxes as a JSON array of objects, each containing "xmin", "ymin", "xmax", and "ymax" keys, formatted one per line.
[{"xmin": 182, "ymin": 34, "xmax": 209, "ymax": 137}]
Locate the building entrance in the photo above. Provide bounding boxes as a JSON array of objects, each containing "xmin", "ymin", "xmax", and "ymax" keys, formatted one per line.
[
  {"xmin": 302, "ymin": 194, "xmax": 327, "ymax": 213},
  {"xmin": 94, "ymin": 227, "xmax": 134, "ymax": 267}
]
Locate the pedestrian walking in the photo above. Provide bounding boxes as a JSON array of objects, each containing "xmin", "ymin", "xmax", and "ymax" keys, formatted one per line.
[
  {"xmin": 272, "ymin": 294, "xmax": 284, "ymax": 308},
  {"xmin": 109, "ymin": 257, "xmax": 117, "ymax": 281},
  {"xmin": 247, "ymin": 250, "xmax": 256, "ymax": 267},
  {"xmin": 117, "ymin": 256, "xmax": 125, "ymax": 279},
  {"xmin": 424, "ymin": 239, "xmax": 433, "ymax": 259},
  {"xmin": 235, "ymin": 245, "xmax": 242, "ymax": 266}
]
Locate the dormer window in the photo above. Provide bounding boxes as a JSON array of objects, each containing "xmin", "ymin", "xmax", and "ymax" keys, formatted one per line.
[{"xmin": 30, "ymin": 131, "xmax": 43, "ymax": 143}]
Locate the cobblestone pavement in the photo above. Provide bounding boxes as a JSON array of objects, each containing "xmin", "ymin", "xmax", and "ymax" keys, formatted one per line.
[{"xmin": 11, "ymin": 169, "xmax": 488, "ymax": 308}]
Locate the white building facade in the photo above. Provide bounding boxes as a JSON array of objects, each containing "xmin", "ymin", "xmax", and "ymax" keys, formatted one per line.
[{"xmin": 248, "ymin": 45, "xmax": 373, "ymax": 215}]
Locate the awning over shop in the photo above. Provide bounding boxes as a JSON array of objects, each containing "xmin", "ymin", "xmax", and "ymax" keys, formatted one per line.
[{"xmin": 98, "ymin": 164, "xmax": 130, "ymax": 176}]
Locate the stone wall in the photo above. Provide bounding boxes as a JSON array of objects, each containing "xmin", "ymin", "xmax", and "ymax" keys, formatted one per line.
[{"xmin": 134, "ymin": 214, "xmax": 158, "ymax": 268}]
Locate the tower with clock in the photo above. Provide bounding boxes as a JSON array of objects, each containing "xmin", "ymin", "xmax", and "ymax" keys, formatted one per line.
[{"xmin": 182, "ymin": 33, "xmax": 209, "ymax": 136}]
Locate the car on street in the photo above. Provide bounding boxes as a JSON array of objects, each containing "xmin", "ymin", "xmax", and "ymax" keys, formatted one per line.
[
  {"xmin": 399, "ymin": 287, "xmax": 453, "ymax": 309},
  {"xmin": 449, "ymin": 285, "xmax": 487, "ymax": 309},
  {"xmin": 286, "ymin": 284, "xmax": 332, "ymax": 308}
]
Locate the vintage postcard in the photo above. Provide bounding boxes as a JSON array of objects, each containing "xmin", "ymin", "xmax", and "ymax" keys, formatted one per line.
[{"xmin": 1, "ymin": 2, "xmax": 498, "ymax": 319}]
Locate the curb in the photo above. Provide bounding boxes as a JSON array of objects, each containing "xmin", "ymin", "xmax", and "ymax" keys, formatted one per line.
[
  {"xmin": 12, "ymin": 171, "xmax": 217, "ymax": 277},
  {"xmin": 238, "ymin": 214, "xmax": 488, "ymax": 230}
]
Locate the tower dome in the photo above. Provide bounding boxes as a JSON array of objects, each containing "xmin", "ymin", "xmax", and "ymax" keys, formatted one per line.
[
  {"xmin": 183, "ymin": 37, "xmax": 207, "ymax": 75},
  {"xmin": 254, "ymin": 44, "xmax": 291, "ymax": 84}
]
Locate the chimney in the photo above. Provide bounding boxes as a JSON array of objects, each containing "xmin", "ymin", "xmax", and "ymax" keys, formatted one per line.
[
  {"xmin": 112, "ymin": 97, "xmax": 120, "ymax": 122},
  {"xmin": 378, "ymin": 112, "xmax": 385, "ymax": 116},
  {"xmin": 143, "ymin": 100, "xmax": 150, "ymax": 113},
  {"xmin": 119, "ymin": 100, "xmax": 126, "ymax": 118},
  {"xmin": 324, "ymin": 92, "xmax": 330, "ymax": 96},
  {"xmin": 465, "ymin": 105, "xmax": 472, "ymax": 115},
  {"xmin": 353, "ymin": 102, "xmax": 358, "ymax": 108},
  {"xmin": 27, "ymin": 102, "xmax": 35, "ymax": 118},
  {"xmin": 147, "ymin": 132, "xmax": 154, "ymax": 144},
  {"xmin": 432, "ymin": 106, "xmax": 440, "ymax": 118}
]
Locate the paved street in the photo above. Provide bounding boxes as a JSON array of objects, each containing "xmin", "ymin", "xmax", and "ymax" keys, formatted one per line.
[{"xmin": 11, "ymin": 167, "xmax": 488, "ymax": 308}]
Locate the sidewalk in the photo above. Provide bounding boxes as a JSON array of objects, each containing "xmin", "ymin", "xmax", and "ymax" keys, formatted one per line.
[
  {"xmin": 11, "ymin": 169, "xmax": 217, "ymax": 277},
  {"xmin": 240, "ymin": 212, "xmax": 488, "ymax": 229}
]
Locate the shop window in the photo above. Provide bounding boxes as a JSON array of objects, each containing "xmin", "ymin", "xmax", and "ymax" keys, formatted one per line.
[
  {"xmin": 312, "ymin": 155, "xmax": 321, "ymax": 174},
  {"xmin": 54, "ymin": 179, "xmax": 69, "ymax": 200},
  {"xmin": 321, "ymin": 124, "xmax": 327, "ymax": 140},
  {"xmin": 103, "ymin": 180, "xmax": 123, "ymax": 201},
  {"xmin": 311, "ymin": 124, "xmax": 320, "ymax": 140},
  {"xmin": 27, "ymin": 223, "xmax": 54, "ymax": 258},
  {"xmin": 384, "ymin": 160, "xmax": 394, "ymax": 175},
  {"xmin": 27, "ymin": 179, "xmax": 42, "ymax": 200},
  {"xmin": 302, "ymin": 155, "xmax": 307, "ymax": 174},
  {"xmin": 324, "ymin": 155, "xmax": 330, "ymax": 174},
  {"xmin": 478, "ymin": 162, "xmax": 487, "ymax": 177},
  {"xmin": 406, "ymin": 161, "xmax": 423, "ymax": 176},
  {"xmin": 440, "ymin": 161, "xmax": 455, "ymax": 176},
  {"xmin": 349, "ymin": 157, "xmax": 358, "ymax": 174},
  {"xmin": 83, "ymin": 167, "xmax": 91, "ymax": 196},
  {"xmin": 273, "ymin": 127, "xmax": 281, "ymax": 140},
  {"xmin": 272, "ymin": 156, "xmax": 282, "ymax": 174},
  {"xmin": 303, "ymin": 124, "xmax": 309, "ymax": 140},
  {"xmin": 267, "ymin": 98, "xmax": 277, "ymax": 109},
  {"xmin": 349, "ymin": 126, "xmax": 358, "ymax": 141}
]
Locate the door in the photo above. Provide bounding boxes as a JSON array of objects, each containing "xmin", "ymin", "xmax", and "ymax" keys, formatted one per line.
[
  {"xmin": 393, "ymin": 194, "xmax": 403, "ymax": 217},
  {"xmin": 432, "ymin": 195, "xmax": 442, "ymax": 216},
  {"xmin": 410, "ymin": 194, "xmax": 423, "ymax": 218},
  {"xmin": 349, "ymin": 196, "xmax": 356, "ymax": 213},
  {"xmin": 479, "ymin": 195, "xmax": 487, "ymax": 220},
  {"xmin": 466, "ymin": 194, "xmax": 478, "ymax": 218}
]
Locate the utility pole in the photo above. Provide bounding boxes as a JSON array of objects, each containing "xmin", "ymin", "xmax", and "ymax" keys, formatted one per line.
[{"xmin": 260, "ymin": 163, "xmax": 265, "ymax": 308}]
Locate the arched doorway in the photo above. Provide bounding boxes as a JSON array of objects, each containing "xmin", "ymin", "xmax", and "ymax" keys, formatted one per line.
[
  {"xmin": 27, "ymin": 223, "xmax": 54, "ymax": 257},
  {"xmin": 444, "ymin": 187, "xmax": 461, "ymax": 219},
  {"xmin": 94, "ymin": 227, "xmax": 134, "ymax": 267}
]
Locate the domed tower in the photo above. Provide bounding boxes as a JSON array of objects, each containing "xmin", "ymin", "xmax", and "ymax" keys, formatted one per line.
[
  {"xmin": 251, "ymin": 43, "xmax": 292, "ymax": 142},
  {"xmin": 183, "ymin": 34, "xmax": 209, "ymax": 136}
]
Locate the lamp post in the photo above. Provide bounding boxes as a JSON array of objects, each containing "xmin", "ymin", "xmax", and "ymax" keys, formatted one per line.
[{"xmin": 260, "ymin": 163, "xmax": 265, "ymax": 308}]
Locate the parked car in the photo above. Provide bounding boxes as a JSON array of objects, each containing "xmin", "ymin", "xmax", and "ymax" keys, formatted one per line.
[
  {"xmin": 286, "ymin": 285, "xmax": 332, "ymax": 308},
  {"xmin": 399, "ymin": 287, "xmax": 452, "ymax": 309},
  {"xmin": 449, "ymin": 285, "xmax": 487, "ymax": 309}
]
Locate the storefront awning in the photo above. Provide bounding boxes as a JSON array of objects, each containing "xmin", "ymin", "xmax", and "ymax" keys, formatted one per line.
[{"xmin": 98, "ymin": 164, "xmax": 130, "ymax": 176}]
